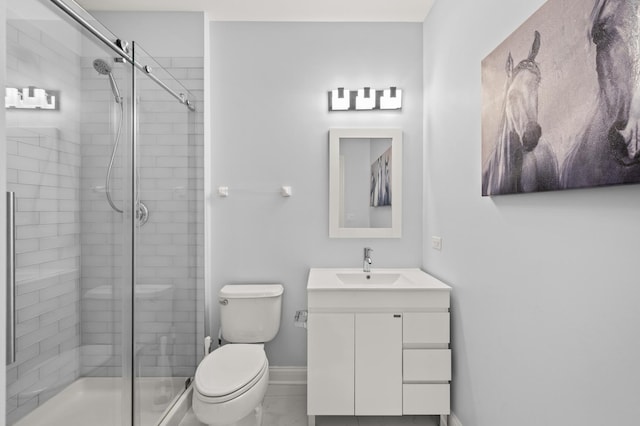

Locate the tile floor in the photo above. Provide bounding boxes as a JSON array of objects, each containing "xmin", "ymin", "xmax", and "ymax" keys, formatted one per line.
[{"xmin": 179, "ymin": 385, "xmax": 439, "ymax": 426}]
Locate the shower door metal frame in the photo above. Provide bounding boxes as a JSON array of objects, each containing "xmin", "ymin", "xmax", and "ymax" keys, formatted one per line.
[
  {"xmin": 1, "ymin": 0, "xmax": 6, "ymax": 411},
  {"xmin": 5, "ymin": 192, "xmax": 15, "ymax": 366},
  {"xmin": 49, "ymin": 0, "xmax": 195, "ymax": 111}
]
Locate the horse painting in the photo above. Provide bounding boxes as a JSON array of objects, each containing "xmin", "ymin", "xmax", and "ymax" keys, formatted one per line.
[
  {"xmin": 482, "ymin": 31, "xmax": 560, "ymax": 196},
  {"xmin": 561, "ymin": 0, "xmax": 640, "ymax": 188},
  {"xmin": 371, "ymin": 148, "xmax": 391, "ymax": 207}
]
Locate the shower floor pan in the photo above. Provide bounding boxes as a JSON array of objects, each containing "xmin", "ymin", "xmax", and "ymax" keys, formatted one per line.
[{"xmin": 14, "ymin": 377, "xmax": 187, "ymax": 426}]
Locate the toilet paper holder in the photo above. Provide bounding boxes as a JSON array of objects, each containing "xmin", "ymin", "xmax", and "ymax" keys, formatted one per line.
[{"xmin": 294, "ymin": 310, "xmax": 308, "ymax": 328}]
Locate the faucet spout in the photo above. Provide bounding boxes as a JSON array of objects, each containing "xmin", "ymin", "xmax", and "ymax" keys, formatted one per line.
[{"xmin": 363, "ymin": 247, "xmax": 373, "ymax": 273}]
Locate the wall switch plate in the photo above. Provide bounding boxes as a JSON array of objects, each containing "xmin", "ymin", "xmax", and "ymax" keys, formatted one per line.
[{"xmin": 432, "ymin": 236, "xmax": 442, "ymax": 250}]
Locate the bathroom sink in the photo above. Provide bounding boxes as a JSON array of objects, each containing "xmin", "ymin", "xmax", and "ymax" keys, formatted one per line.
[
  {"xmin": 336, "ymin": 272, "xmax": 406, "ymax": 286},
  {"xmin": 307, "ymin": 268, "xmax": 451, "ymax": 290},
  {"xmin": 307, "ymin": 268, "xmax": 452, "ymax": 311}
]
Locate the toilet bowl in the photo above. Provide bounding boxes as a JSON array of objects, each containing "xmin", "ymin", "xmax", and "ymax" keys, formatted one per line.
[
  {"xmin": 192, "ymin": 344, "xmax": 269, "ymax": 426},
  {"xmin": 192, "ymin": 284, "xmax": 283, "ymax": 426}
]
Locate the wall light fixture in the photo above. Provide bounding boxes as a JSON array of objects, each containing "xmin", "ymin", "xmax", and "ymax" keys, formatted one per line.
[
  {"xmin": 5, "ymin": 87, "xmax": 58, "ymax": 110},
  {"xmin": 328, "ymin": 86, "xmax": 402, "ymax": 111}
]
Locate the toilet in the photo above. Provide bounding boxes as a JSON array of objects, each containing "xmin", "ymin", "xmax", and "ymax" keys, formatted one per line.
[{"xmin": 192, "ymin": 284, "xmax": 284, "ymax": 426}]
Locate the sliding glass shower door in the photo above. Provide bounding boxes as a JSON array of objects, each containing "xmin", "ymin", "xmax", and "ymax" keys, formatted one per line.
[
  {"xmin": 131, "ymin": 42, "xmax": 201, "ymax": 426},
  {"xmin": 5, "ymin": 0, "xmax": 134, "ymax": 424},
  {"xmin": 5, "ymin": 1, "xmax": 203, "ymax": 425}
]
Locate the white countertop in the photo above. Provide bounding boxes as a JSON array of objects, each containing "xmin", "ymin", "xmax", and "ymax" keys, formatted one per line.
[{"xmin": 307, "ymin": 268, "xmax": 451, "ymax": 291}]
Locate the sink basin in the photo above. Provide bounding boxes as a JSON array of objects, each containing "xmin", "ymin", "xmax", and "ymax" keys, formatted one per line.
[
  {"xmin": 307, "ymin": 268, "xmax": 452, "ymax": 310},
  {"xmin": 336, "ymin": 272, "xmax": 406, "ymax": 286},
  {"xmin": 308, "ymin": 268, "xmax": 452, "ymax": 291}
]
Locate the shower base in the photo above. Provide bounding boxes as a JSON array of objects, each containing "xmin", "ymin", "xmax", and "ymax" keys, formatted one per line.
[{"xmin": 14, "ymin": 377, "xmax": 187, "ymax": 426}]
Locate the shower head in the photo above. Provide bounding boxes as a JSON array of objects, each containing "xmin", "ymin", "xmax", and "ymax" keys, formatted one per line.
[
  {"xmin": 92, "ymin": 58, "xmax": 112, "ymax": 75},
  {"xmin": 93, "ymin": 58, "xmax": 122, "ymax": 104}
]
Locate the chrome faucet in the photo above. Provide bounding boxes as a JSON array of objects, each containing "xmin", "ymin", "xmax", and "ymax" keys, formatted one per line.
[{"xmin": 363, "ymin": 247, "xmax": 373, "ymax": 273}]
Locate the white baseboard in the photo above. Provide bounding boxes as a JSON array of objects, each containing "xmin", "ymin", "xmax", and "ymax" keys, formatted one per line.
[
  {"xmin": 267, "ymin": 366, "xmax": 307, "ymax": 397},
  {"xmin": 268, "ymin": 366, "xmax": 306, "ymax": 384}
]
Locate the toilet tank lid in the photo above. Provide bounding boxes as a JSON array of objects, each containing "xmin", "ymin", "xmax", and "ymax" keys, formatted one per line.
[{"xmin": 220, "ymin": 284, "xmax": 283, "ymax": 298}]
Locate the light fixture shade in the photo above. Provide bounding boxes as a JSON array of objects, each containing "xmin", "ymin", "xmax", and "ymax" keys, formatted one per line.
[
  {"xmin": 380, "ymin": 87, "xmax": 402, "ymax": 110},
  {"xmin": 5, "ymin": 87, "xmax": 57, "ymax": 110},
  {"xmin": 329, "ymin": 88, "xmax": 350, "ymax": 111},
  {"xmin": 355, "ymin": 87, "xmax": 375, "ymax": 110}
]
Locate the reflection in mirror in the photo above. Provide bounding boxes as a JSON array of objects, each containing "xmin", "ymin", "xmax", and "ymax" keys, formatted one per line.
[
  {"xmin": 340, "ymin": 137, "xmax": 392, "ymax": 228},
  {"xmin": 329, "ymin": 128, "xmax": 402, "ymax": 238}
]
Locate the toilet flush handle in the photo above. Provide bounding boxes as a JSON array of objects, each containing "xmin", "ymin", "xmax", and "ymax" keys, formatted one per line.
[{"xmin": 219, "ymin": 298, "xmax": 228, "ymax": 305}]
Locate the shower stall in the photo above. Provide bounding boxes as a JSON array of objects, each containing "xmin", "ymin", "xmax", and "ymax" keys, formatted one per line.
[{"xmin": 3, "ymin": 0, "xmax": 204, "ymax": 424}]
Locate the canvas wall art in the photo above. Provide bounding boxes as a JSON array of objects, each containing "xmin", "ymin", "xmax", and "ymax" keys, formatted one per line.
[
  {"xmin": 482, "ymin": 0, "xmax": 640, "ymax": 196},
  {"xmin": 371, "ymin": 147, "xmax": 392, "ymax": 207}
]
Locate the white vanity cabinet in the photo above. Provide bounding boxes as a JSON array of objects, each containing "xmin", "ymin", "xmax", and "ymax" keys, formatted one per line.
[
  {"xmin": 402, "ymin": 313, "xmax": 451, "ymax": 415},
  {"xmin": 307, "ymin": 313, "xmax": 355, "ymax": 414},
  {"xmin": 355, "ymin": 313, "xmax": 403, "ymax": 415},
  {"xmin": 306, "ymin": 268, "xmax": 452, "ymax": 425}
]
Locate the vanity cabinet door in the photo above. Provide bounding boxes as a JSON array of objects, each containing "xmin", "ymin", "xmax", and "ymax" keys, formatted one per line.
[
  {"xmin": 354, "ymin": 313, "xmax": 402, "ymax": 415},
  {"xmin": 307, "ymin": 313, "xmax": 355, "ymax": 415}
]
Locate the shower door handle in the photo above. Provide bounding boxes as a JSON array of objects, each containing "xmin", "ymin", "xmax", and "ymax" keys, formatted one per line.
[{"xmin": 6, "ymin": 192, "xmax": 16, "ymax": 365}]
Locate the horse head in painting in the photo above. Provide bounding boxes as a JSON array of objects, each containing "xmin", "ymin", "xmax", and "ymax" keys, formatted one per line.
[
  {"xmin": 561, "ymin": 0, "xmax": 640, "ymax": 187},
  {"xmin": 483, "ymin": 30, "xmax": 559, "ymax": 195}
]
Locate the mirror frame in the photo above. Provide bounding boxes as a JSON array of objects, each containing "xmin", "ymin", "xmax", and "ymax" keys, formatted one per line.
[{"xmin": 329, "ymin": 128, "xmax": 402, "ymax": 238}]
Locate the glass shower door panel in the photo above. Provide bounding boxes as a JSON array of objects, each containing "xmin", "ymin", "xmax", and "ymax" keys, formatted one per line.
[
  {"xmin": 132, "ymin": 42, "xmax": 201, "ymax": 426},
  {"xmin": 5, "ymin": 0, "xmax": 134, "ymax": 424}
]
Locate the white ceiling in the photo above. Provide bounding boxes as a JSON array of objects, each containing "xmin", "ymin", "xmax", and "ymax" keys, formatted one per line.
[{"xmin": 74, "ymin": 0, "xmax": 435, "ymax": 22}]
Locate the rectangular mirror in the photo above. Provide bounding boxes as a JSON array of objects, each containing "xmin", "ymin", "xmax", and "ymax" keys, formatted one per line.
[{"xmin": 329, "ymin": 128, "xmax": 402, "ymax": 238}]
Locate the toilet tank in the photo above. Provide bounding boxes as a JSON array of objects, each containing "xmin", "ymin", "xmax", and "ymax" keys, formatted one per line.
[{"xmin": 219, "ymin": 284, "xmax": 284, "ymax": 343}]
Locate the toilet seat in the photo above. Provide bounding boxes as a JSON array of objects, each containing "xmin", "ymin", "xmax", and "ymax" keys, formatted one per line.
[{"xmin": 194, "ymin": 344, "xmax": 268, "ymax": 403}]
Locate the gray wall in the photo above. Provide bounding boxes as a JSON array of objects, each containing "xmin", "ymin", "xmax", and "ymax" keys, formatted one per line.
[
  {"xmin": 210, "ymin": 22, "xmax": 423, "ymax": 366},
  {"xmin": 423, "ymin": 1, "xmax": 640, "ymax": 425}
]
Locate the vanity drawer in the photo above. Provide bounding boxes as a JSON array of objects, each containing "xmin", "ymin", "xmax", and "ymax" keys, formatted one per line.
[
  {"xmin": 402, "ymin": 384, "xmax": 450, "ymax": 415},
  {"xmin": 403, "ymin": 349, "xmax": 451, "ymax": 382},
  {"xmin": 403, "ymin": 313, "xmax": 449, "ymax": 344}
]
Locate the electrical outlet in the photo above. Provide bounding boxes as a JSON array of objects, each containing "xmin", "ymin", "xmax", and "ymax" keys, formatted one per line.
[{"xmin": 432, "ymin": 236, "xmax": 442, "ymax": 251}]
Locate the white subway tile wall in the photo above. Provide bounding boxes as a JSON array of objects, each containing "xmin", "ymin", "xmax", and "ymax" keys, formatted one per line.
[
  {"xmin": 79, "ymin": 54, "xmax": 129, "ymax": 380},
  {"xmin": 7, "ymin": 12, "xmax": 204, "ymax": 425},
  {"xmin": 80, "ymin": 56, "xmax": 204, "ymax": 380},
  {"xmin": 136, "ymin": 57, "xmax": 204, "ymax": 379}
]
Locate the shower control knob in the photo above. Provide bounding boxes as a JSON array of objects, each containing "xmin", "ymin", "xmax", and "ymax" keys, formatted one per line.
[{"xmin": 136, "ymin": 202, "xmax": 149, "ymax": 226}]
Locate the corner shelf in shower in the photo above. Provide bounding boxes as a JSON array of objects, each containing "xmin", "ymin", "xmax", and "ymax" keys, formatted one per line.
[{"xmin": 16, "ymin": 268, "xmax": 79, "ymax": 285}]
